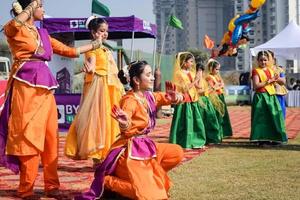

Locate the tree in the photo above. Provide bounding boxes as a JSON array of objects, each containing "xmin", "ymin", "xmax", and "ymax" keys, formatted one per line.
[{"xmin": 188, "ymin": 48, "xmax": 210, "ymax": 68}]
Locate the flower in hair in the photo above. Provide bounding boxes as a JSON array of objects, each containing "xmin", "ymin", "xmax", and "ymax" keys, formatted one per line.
[
  {"xmin": 85, "ymin": 15, "xmax": 97, "ymax": 29},
  {"xmin": 12, "ymin": 1, "xmax": 23, "ymax": 14}
]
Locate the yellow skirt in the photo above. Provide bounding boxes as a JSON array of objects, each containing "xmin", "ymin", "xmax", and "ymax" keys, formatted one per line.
[{"xmin": 65, "ymin": 75, "xmax": 122, "ymax": 160}]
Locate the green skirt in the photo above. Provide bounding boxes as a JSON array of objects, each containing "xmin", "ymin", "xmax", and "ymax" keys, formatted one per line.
[
  {"xmin": 251, "ymin": 93, "xmax": 287, "ymax": 142},
  {"xmin": 219, "ymin": 94, "xmax": 233, "ymax": 137},
  {"xmin": 169, "ymin": 102, "xmax": 206, "ymax": 148},
  {"xmin": 199, "ymin": 96, "xmax": 222, "ymax": 144}
]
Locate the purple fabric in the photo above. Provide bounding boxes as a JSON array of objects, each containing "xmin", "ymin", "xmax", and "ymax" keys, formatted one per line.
[
  {"xmin": 0, "ymin": 90, "xmax": 20, "ymax": 174},
  {"xmin": 15, "ymin": 61, "xmax": 58, "ymax": 89},
  {"xmin": 130, "ymin": 137, "xmax": 156, "ymax": 159},
  {"xmin": 74, "ymin": 147, "xmax": 125, "ymax": 200},
  {"xmin": 14, "ymin": 28, "xmax": 58, "ymax": 89},
  {"xmin": 144, "ymin": 91, "xmax": 157, "ymax": 131},
  {"xmin": 42, "ymin": 16, "xmax": 157, "ymax": 39}
]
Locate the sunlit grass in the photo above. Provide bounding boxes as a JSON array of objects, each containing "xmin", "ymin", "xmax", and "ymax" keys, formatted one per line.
[{"xmin": 169, "ymin": 136, "xmax": 300, "ymax": 200}]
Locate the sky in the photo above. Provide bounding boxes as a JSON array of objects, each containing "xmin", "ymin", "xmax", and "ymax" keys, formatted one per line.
[{"xmin": 0, "ymin": 0, "xmax": 156, "ymax": 53}]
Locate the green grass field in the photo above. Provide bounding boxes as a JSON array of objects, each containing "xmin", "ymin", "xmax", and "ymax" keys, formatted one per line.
[{"xmin": 169, "ymin": 136, "xmax": 300, "ymax": 200}]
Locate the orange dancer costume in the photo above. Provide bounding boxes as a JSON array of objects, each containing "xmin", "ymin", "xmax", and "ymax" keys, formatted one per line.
[
  {"xmin": 0, "ymin": 11, "xmax": 97, "ymax": 197},
  {"xmin": 75, "ymin": 91, "xmax": 184, "ymax": 200},
  {"xmin": 65, "ymin": 47, "xmax": 124, "ymax": 161}
]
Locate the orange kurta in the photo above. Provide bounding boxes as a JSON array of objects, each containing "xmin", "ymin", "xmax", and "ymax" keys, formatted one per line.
[
  {"xmin": 3, "ymin": 19, "xmax": 78, "ymax": 197},
  {"xmin": 206, "ymin": 74, "xmax": 224, "ymax": 95},
  {"xmin": 104, "ymin": 91, "xmax": 184, "ymax": 200}
]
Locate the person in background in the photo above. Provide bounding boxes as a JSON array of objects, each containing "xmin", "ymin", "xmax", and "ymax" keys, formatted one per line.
[
  {"xmin": 267, "ymin": 51, "xmax": 288, "ymax": 118},
  {"xmin": 169, "ymin": 52, "xmax": 206, "ymax": 149},
  {"xmin": 0, "ymin": 0, "xmax": 102, "ymax": 198},
  {"xmin": 287, "ymin": 77, "xmax": 296, "ymax": 90},
  {"xmin": 65, "ymin": 16, "xmax": 124, "ymax": 165},
  {"xmin": 205, "ymin": 59, "xmax": 233, "ymax": 138},
  {"xmin": 75, "ymin": 60, "xmax": 184, "ymax": 200},
  {"xmin": 293, "ymin": 79, "xmax": 300, "ymax": 90},
  {"xmin": 195, "ymin": 63, "xmax": 222, "ymax": 144},
  {"xmin": 250, "ymin": 51, "xmax": 287, "ymax": 146}
]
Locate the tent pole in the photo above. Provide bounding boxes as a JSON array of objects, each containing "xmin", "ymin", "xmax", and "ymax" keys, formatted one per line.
[
  {"xmin": 130, "ymin": 31, "xmax": 135, "ymax": 62},
  {"xmin": 152, "ymin": 38, "xmax": 157, "ymax": 70}
]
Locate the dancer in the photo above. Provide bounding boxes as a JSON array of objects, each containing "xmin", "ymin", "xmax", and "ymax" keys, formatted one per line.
[
  {"xmin": 75, "ymin": 60, "xmax": 184, "ymax": 200},
  {"xmin": 169, "ymin": 52, "xmax": 206, "ymax": 148},
  {"xmin": 195, "ymin": 63, "xmax": 222, "ymax": 144},
  {"xmin": 251, "ymin": 51, "xmax": 287, "ymax": 145},
  {"xmin": 267, "ymin": 50, "xmax": 288, "ymax": 118},
  {"xmin": 65, "ymin": 16, "xmax": 124, "ymax": 163},
  {"xmin": 205, "ymin": 59, "xmax": 233, "ymax": 137},
  {"xmin": 0, "ymin": 1, "xmax": 102, "ymax": 198}
]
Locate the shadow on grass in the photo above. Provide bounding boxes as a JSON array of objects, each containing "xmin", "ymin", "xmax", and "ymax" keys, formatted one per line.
[{"xmin": 212, "ymin": 141, "xmax": 300, "ymax": 151}]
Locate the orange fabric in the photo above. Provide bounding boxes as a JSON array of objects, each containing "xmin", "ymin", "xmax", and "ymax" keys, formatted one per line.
[
  {"xmin": 103, "ymin": 92, "xmax": 183, "ymax": 199},
  {"xmin": 105, "ymin": 143, "xmax": 184, "ymax": 199},
  {"xmin": 119, "ymin": 91, "xmax": 171, "ymax": 138},
  {"xmin": 206, "ymin": 74, "xmax": 224, "ymax": 95},
  {"xmin": 84, "ymin": 48, "xmax": 109, "ymax": 83},
  {"xmin": 203, "ymin": 34, "xmax": 215, "ymax": 49},
  {"xmin": 252, "ymin": 68, "xmax": 272, "ymax": 93},
  {"xmin": 17, "ymin": 90, "xmax": 59, "ymax": 197},
  {"xmin": 4, "ymin": 19, "xmax": 77, "ymax": 96},
  {"xmin": 7, "ymin": 80, "xmax": 58, "ymax": 155}
]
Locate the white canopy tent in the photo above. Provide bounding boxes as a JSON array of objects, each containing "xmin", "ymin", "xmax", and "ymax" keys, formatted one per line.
[{"xmin": 250, "ymin": 20, "xmax": 300, "ymax": 60}]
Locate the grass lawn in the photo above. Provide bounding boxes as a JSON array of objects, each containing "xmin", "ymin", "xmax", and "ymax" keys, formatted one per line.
[{"xmin": 169, "ymin": 136, "xmax": 300, "ymax": 200}]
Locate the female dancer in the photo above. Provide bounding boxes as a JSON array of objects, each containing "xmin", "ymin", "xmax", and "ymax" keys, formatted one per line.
[
  {"xmin": 195, "ymin": 64, "xmax": 222, "ymax": 144},
  {"xmin": 65, "ymin": 16, "xmax": 124, "ymax": 163},
  {"xmin": 75, "ymin": 60, "xmax": 184, "ymax": 200},
  {"xmin": 251, "ymin": 51, "xmax": 287, "ymax": 145},
  {"xmin": 0, "ymin": 0, "xmax": 102, "ymax": 198},
  {"xmin": 267, "ymin": 50, "xmax": 288, "ymax": 118},
  {"xmin": 169, "ymin": 52, "xmax": 206, "ymax": 148},
  {"xmin": 205, "ymin": 59, "xmax": 233, "ymax": 138}
]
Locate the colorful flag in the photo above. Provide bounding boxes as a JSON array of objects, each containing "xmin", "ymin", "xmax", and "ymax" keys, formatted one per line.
[
  {"xmin": 92, "ymin": 0, "xmax": 110, "ymax": 16},
  {"xmin": 203, "ymin": 34, "xmax": 215, "ymax": 49},
  {"xmin": 169, "ymin": 15, "xmax": 183, "ymax": 29}
]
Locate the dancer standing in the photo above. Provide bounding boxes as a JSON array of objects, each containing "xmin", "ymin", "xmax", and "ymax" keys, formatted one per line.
[
  {"xmin": 267, "ymin": 50, "xmax": 288, "ymax": 118},
  {"xmin": 205, "ymin": 59, "xmax": 233, "ymax": 138},
  {"xmin": 65, "ymin": 17, "xmax": 124, "ymax": 163},
  {"xmin": 75, "ymin": 60, "xmax": 184, "ymax": 200},
  {"xmin": 195, "ymin": 64, "xmax": 222, "ymax": 144},
  {"xmin": 0, "ymin": 1, "xmax": 102, "ymax": 198},
  {"xmin": 169, "ymin": 52, "xmax": 206, "ymax": 148},
  {"xmin": 250, "ymin": 51, "xmax": 287, "ymax": 145}
]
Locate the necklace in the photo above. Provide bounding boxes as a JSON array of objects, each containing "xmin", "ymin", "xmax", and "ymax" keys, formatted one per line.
[{"xmin": 134, "ymin": 92, "xmax": 148, "ymax": 113}]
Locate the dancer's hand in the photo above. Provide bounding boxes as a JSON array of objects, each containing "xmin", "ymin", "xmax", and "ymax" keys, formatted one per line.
[
  {"xmin": 81, "ymin": 58, "xmax": 95, "ymax": 73},
  {"xmin": 165, "ymin": 81, "xmax": 177, "ymax": 101},
  {"xmin": 111, "ymin": 105, "xmax": 129, "ymax": 127}
]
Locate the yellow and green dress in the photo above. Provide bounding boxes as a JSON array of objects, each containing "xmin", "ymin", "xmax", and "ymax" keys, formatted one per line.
[
  {"xmin": 206, "ymin": 74, "xmax": 233, "ymax": 137},
  {"xmin": 250, "ymin": 67, "xmax": 287, "ymax": 143},
  {"xmin": 169, "ymin": 70, "xmax": 206, "ymax": 148},
  {"xmin": 197, "ymin": 79, "xmax": 222, "ymax": 144},
  {"xmin": 65, "ymin": 47, "xmax": 124, "ymax": 160}
]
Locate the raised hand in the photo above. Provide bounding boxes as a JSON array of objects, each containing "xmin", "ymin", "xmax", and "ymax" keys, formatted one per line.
[
  {"xmin": 111, "ymin": 105, "xmax": 129, "ymax": 127},
  {"xmin": 165, "ymin": 81, "xmax": 177, "ymax": 101}
]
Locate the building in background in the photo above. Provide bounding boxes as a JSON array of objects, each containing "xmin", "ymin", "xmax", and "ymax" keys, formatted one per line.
[{"xmin": 154, "ymin": 0, "xmax": 300, "ymax": 72}]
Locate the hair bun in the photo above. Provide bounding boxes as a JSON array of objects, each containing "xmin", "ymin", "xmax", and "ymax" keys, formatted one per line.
[
  {"xmin": 12, "ymin": 1, "xmax": 23, "ymax": 14},
  {"xmin": 85, "ymin": 16, "xmax": 97, "ymax": 29}
]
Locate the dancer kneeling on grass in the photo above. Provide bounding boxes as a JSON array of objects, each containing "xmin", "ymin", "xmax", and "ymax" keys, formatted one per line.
[{"xmin": 75, "ymin": 60, "xmax": 184, "ymax": 200}]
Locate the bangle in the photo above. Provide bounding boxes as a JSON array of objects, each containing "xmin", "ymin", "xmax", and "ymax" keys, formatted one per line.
[
  {"xmin": 91, "ymin": 40, "xmax": 102, "ymax": 50},
  {"xmin": 75, "ymin": 47, "xmax": 80, "ymax": 57},
  {"xmin": 119, "ymin": 121, "xmax": 129, "ymax": 130}
]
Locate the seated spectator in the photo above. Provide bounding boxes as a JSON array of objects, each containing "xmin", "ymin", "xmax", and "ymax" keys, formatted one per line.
[
  {"xmin": 292, "ymin": 80, "xmax": 300, "ymax": 90},
  {"xmin": 288, "ymin": 78, "xmax": 296, "ymax": 90}
]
